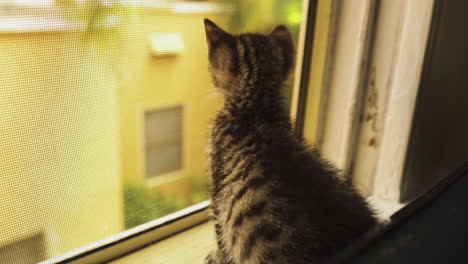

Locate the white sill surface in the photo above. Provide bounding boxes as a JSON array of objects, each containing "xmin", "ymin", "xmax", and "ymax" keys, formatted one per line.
[
  {"xmin": 108, "ymin": 196, "xmax": 404, "ymax": 263},
  {"xmin": 110, "ymin": 222, "xmax": 216, "ymax": 264},
  {"xmin": 108, "ymin": 199, "xmax": 403, "ymax": 263},
  {"xmin": 367, "ymin": 196, "xmax": 406, "ymax": 220}
]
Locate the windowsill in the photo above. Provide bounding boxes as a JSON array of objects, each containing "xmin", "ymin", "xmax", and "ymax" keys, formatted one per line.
[
  {"xmin": 109, "ymin": 221, "xmax": 215, "ymax": 264},
  {"xmin": 108, "ymin": 198, "xmax": 403, "ymax": 263},
  {"xmin": 367, "ymin": 196, "xmax": 406, "ymax": 220}
]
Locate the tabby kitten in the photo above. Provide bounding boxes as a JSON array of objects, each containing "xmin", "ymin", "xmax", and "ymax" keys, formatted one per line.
[{"xmin": 204, "ymin": 19, "xmax": 377, "ymax": 264}]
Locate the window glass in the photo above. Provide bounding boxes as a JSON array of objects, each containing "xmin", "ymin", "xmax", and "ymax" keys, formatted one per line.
[
  {"xmin": 0, "ymin": 0, "xmax": 304, "ymax": 262},
  {"xmin": 401, "ymin": 1, "xmax": 468, "ymax": 202},
  {"xmin": 144, "ymin": 106, "xmax": 183, "ymax": 177}
]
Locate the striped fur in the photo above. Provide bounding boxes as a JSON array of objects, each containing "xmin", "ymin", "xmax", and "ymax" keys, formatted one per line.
[{"xmin": 204, "ymin": 19, "xmax": 378, "ymax": 264}]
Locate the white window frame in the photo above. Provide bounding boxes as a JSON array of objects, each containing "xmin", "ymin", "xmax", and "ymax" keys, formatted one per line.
[{"xmin": 316, "ymin": 0, "xmax": 435, "ymax": 216}]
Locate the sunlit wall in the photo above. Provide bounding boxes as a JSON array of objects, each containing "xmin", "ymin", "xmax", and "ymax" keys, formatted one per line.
[
  {"xmin": 0, "ymin": 31, "xmax": 123, "ymax": 256},
  {"xmin": 0, "ymin": 5, "xmax": 226, "ymax": 258}
]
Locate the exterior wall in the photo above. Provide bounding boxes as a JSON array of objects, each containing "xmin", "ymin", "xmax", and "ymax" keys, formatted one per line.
[
  {"xmin": 0, "ymin": 32, "xmax": 123, "ymax": 256},
  {"xmin": 118, "ymin": 10, "xmax": 226, "ymax": 187},
  {"xmin": 0, "ymin": 6, "xmax": 226, "ymax": 259}
]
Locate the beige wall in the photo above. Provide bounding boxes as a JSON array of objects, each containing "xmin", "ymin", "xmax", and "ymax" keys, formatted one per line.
[
  {"xmin": 0, "ymin": 7, "xmax": 227, "ymax": 260},
  {"xmin": 118, "ymin": 10, "xmax": 226, "ymax": 186},
  {"xmin": 0, "ymin": 32, "xmax": 123, "ymax": 257}
]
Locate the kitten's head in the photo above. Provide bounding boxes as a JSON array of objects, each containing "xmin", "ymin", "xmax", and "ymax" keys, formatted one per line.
[{"xmin": 204, "ymin": 19, "xmax": 295, "ymax": 99}]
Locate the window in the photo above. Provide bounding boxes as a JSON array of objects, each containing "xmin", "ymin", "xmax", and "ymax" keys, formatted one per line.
[
  {"xmin": 400, "ymin": 0, "xmax": 468, "ymax": 202},
  {"xmin": 4, "ymin": 0, "xmax": 459, "ymax": 262},
  {"xmin": 113, "ymin": 0, "xmax": 465, "ymax": 261},
  {"xmin": 0, "ymin": 234, "xmax": 46, "ymax": 264},
  {"xmin": 144, "ymin": 106, "xmax": 183, "ymax": 178},
  {"xmin": 0, "ymin": 0, "xmax": 307, "ymax": 263}
]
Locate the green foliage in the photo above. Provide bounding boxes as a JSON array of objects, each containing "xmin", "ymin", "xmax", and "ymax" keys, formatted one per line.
[
  {"xmin": 54, "ymin": 0, "xmax": 146, "ymax": 87},
  {"xmin": 54, "ymin": 0, "xmax": 141, "ymax": 48},
  {"xmin": 123, "ymin": 175, "xmax": 210, "ymax": 229},
  {"xmin": 225, "ymin": 0, "xmax": 303, "ymax": 40},
  {"xmin": 124, "ymin": 182, "xmax": 185, "ymax": 229},
  {"xmin": 274, "ymin": 0, "xmax": 304, "ymax": 40},
  {"xmin": 184, "ymin": 174, "xmax": 210, "ymax": 204}
]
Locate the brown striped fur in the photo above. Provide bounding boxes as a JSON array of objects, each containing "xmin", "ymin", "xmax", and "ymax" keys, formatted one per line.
[{"xmin": 203, "ymin": 19, "xmax": 378, "ymax": 264}]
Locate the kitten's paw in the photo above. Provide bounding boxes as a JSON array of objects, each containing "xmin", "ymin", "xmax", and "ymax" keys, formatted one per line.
[{"xmin": 204, "ymin": 250, "xmax": 218, "ymax": 264}]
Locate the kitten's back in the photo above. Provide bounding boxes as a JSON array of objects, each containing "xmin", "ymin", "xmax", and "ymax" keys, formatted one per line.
[
  {"xmin": 212, "ymin": 117, "xmax": 377, "ymax": 263},
  {"xmin": 204, "ymin": 19, "xmax": 378, "ymax": 264}
]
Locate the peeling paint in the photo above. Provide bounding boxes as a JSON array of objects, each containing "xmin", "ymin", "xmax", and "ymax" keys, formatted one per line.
[{"xmin": 365, "ymin": 66, "xmax": 379, "ymax": 135}]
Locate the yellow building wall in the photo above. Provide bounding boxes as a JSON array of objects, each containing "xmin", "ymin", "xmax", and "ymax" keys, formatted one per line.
[
  {"xmin": 0, "ymin": 7, "xmax": 227, "ymax": 260},
  {"xmin": 118, "ymin": 10, "xmax": 226, "ymax": 187},
  {"xmin": 0, "ymin": 1, "xmax": 327, "ymax": 260},
  {"xmin": 0, "ymin": 32, "xmax": 123, "ymax": 257}
]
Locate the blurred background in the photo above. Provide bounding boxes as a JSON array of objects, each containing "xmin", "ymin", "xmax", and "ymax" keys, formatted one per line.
[{"xmin": 0, "ymin": 0, "xmax": 303, "ymax": 262}]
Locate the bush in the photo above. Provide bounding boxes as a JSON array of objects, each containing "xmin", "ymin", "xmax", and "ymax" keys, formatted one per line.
[
  {"xmin": 123, "ymin": 175, "xmax": 210, "ymax": 229},
  {"xmin": 124, "ymin": 182, "xmax": 185, "ymax": 229}
]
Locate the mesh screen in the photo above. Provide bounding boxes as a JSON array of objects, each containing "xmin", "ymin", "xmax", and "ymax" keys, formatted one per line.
[{"xmin": 0, "ymin": 0, "xmax": 303, "ymax": 262}]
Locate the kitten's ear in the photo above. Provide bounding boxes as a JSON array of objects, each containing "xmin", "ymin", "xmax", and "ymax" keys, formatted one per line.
[
  {"xmin": 270, "ymin": 25, "xmax": 295, "ymax": 78},
  {"xmin": 204, "ymin": 19, "xmax": 232, "ymax": 48},
  {"xmin": 268, "ymin": 25, "xmax": 293, "ymax": 43}
]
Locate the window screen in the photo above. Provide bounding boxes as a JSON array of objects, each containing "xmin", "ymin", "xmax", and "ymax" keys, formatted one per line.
[{"xmin": 0, "ymin": 0, "xmax": 305, "ymax": 262}]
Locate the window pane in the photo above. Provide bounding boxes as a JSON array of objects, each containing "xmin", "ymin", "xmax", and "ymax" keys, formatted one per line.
[
  {"xmin": 0, "ymin": 0, "xmax": 304, "ymax": 262},
  {"xmin": 401, "ymin": 1, "xmax": 468, "ymax": 202},
  {"xmin": 144, "ymin": 106, "xmax": 183, "ymax": 176}
]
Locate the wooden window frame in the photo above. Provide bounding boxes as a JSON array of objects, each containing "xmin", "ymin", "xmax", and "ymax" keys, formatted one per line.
[{"xmin": 314, "ymin": 0, "xmax": 435, "ymax": 215}]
